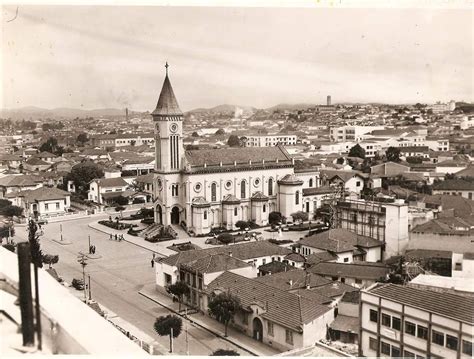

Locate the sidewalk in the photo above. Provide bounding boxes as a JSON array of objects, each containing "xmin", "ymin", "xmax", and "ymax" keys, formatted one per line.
[{"xmin": 139, "ymin": 284, "xmax": 281, "ymax": 357}]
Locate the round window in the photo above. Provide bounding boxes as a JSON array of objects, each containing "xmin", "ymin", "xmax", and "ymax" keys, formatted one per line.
[
  {"xmin": 254, "ymin": 178, "xmax": 261, "ymax": 187},
  {"xmin": 194, "ymin": 183, "xmax": 202, "ymax": 192},
  {"xmin": 225, "ymin": 180, "xmax": 232, "ymax": 189}
]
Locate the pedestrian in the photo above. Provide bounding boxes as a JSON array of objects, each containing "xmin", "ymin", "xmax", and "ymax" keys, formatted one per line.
[
  {"xmin": 151, "ymin": 258, "xmax": 154, "ymax": 268},
  {"xmin": 115, "ymin": 234, "xmax": 118, "ymax": 241},
  {"xmin": 93, "ymin": 245, "xmax": 96, "ymax": 254},
  {"xmin": 109, "ymin": 233, "xmax": 112, "ymax": 240}
]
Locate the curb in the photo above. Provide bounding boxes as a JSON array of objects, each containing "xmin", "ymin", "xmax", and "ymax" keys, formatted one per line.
[
  {"xmin": 138, "ymin": 290, "xmax": 260, "ymax": 357},
  {"xmin": 88, "ymin": 222, "xmax": 169, "ymax": 257}
]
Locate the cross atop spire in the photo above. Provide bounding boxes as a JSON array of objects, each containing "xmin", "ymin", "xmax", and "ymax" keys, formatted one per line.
[
  {"xmin": 165, "ymin": 62, "xmax": 169, "ymax": 76},
  {"xmin": 151, "ymin": 62, "xmax": 182, "ymax": 116}
]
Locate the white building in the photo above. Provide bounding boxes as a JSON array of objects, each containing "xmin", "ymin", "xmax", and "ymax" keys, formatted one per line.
[
  {"xmin": 360, "ymin": 283, "xmax": 473, "ymax": 358},
  {"xmin": 330, "ymin": 125, "xmax": 384, "ymax": 143},
  {"xmin": 88, "ymin": 177, "xmax": 129, "ymax": 204},
  {"xmin": 244, "ymin": 134, "xmax": 298, "ymax": 147}
]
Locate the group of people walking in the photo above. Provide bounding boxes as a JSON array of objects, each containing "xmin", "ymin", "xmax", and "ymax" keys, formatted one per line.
[
  {"xmin": 109, "ymin": 233, "xmax": 124, "ymax": 241},
  {"xmin": 89, "ymin": 245, "xmax": 97, "ymax": 254}
]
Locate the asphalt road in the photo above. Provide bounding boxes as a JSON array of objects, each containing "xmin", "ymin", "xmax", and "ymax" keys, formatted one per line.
[{"xmin": 14, "ymin": 215, "xmax": 247, "ymax": 355}]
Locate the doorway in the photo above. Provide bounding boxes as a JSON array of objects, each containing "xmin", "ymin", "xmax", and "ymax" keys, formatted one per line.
[
  {"xmin": 171, "ymin": 206, "xmax": 180, "ymax": 224},
  {"xmin": 252, "ymin": 317, "xmax": 263, "ymax": 342}
]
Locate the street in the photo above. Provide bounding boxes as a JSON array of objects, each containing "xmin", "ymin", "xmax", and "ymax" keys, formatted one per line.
[{"xmin": 13, "ymin": 215, "xmax": 248, "ymax": 356}]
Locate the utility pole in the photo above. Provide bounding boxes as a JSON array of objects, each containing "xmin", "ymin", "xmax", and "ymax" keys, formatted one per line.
[
  {"xmin": 88, "ymin": 235, "xmax": 91, "ymax": 254},
  {"xmin": 77, "ymin": 254, "xmax": 88, "ymax": 302},
  {"xmin": 170, "ymin": 327, "xmax": 173, "ymax": 353},
  {"xmin": 185, "ymin": 308, "xmax": 189, "ymax": 355},
  {"xmin": 17, "ymin": 242, "xmax": 35, "ymax": 347},
  {"xmin": 88, "ymin": 275, "xmax": 92, "ymax": 301},
  {"xmin": 60, "ymin": 223, "xmax": 63, "ymax": 241}
]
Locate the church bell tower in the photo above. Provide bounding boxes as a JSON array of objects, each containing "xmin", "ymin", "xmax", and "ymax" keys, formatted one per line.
[{"xmin": 152, "ymin": 63, "xmax": 184, "ymax": 173}]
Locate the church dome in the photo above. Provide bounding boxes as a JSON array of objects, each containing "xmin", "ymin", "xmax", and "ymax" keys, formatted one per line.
[{"xmin": 277, "ymin": 174, "xmax": 303, "ymax": 186}]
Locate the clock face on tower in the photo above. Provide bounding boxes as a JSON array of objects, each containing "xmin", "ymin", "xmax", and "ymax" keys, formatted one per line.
[{"xmin": 169, "ymin": 123, "xmax": 178, "ymax": 133}]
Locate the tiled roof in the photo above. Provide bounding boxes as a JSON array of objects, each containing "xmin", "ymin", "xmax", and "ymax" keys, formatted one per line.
[
  {"xmin": 299, "ymin": 228, "xmax": 382, "ymax": 253},
  {"xmin": 184, "ymin": 146, "xmax": 292, "ymax": 169},
  {"xmin": 284, "ymin": 252, "xmax": 305, "ymax": 262},
  {"xmin": 291, "ymin": 288, "xmax": 333, "ymax": 305},
  {"xmin": 305, "ymin": 252, "xmax": 338, "ymax": 266},
  {"xmin": 93, "ymin": 177, "xmax": 128, "ymax": 187},
  {"xmin": 151, "ymin": 73, "xmax": 183, "ymax": 116},
  {"xmin": 25, "ymin": 157, "xmax": 51, "ymax": 166},
  {"xmin": 191, "ymin": 196, "xmax": 211, "ymax": 207},
  {"xmin": 250, "ymin": 191, "xmax": 269, "ymax": 201},
  {"xmin": 35, "ymin": 151, "xmax": 57, "ymax": 158},
  {"xmin": 309, "ymin": 262, "xmax": 390, "ymax": 280},
  {"xmin": 0, "ymin": 154, "xmax": 22, "ymax": 161},
  {"xmin": 0, "ymin": 175, "xmax": 42, "ymax": 187},
  {"xmin": 341, "ymin": 291, "xmax": 360, "ymax": 304},
  {"xmin": 222, "ymin": 194, "xmax": 240, "ymax": 204},
  {"xmin": 411, "ymin": 215, "xmax": 474, "ymax": 235},
  {"xmin": 329, "ymin": 315, "xmax": 359, "ymax": 333},
  {"xmin": 181, "ymin": 253, "xmax": 250, "ymax": 273},
  {"xmin": 206, "ymin": 271, "xmax": 331, "ymax": 332},
  {"xmin": 433, "ymin": 179, "xmax": 474, "ymax": 191},
  {"xmin": 278, "ymin": 174, "xmax": 303, "ymax": 185},
  {"xmin": 159, "ymin": 240, "xmax": 291, "ymax": 267},
  {"xmin": 320, "ymin": 169, "xmax": 364, "ymax": 183},
  {"xmin": 136, "ymin": 173, "xmax": 154, "ymax": 184},
  {"xmin": 7, "ymin": 187, "xmax": 70, "ymax": 202},
  {"xmin": 258, "ymin": 261, "xmax": 296, "ymax": 274},
  {"xmin": 399, "ymin": 146, "xmax": 429, "ymax": 153},
  {"xmin": 405, "ymin": 249, "xmax": 452, "ymax": 260},
  {"xmin": 302, "ymin": 186, "xmax": 333, "ymax": 196},
  {"xmin": 455, "ymin": 165, "xmax": 474, "ymax": 178},
  {"xmin": 436, "ymin": 159, "xmax": 469, "ymax": 167},
  {"xmin": 368, "ymin": 283, "xmax": 474, "ymax": 324},
  {"xmin": 255, "ymin": 269, "xmax": 331, "ymax": 291},
  {"xmin": 413, "ymin": 194, "xmax": 474, "ymax": 216}
]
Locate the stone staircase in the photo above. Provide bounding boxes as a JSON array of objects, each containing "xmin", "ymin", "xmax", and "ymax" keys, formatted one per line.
[{"xmin": 140, "ymin": 223, "xmax": 163, "ymax": 238}]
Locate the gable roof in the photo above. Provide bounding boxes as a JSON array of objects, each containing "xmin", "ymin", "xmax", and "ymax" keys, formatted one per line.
[
  {"xmin": 367, "ymin": 283, "xmax": 474, "ymax": 324},
  {"xmin": 413, "ymin": 194, "xmax": 474, "ymax": 216},
  {"xmin": 411, "ymin": 215, "xmax": 474, "ymax": 236},
  {"xmin": 181, "ymin": 253, "xmax": 250, "ymax": 273},
  {"xmin": 184, "ymin": 145, "xmax": 292, "ymax": 169},
  {"xmin": 206, "ymin": 271, "xmax": 331, "ymax": 332},
  {"xmin": 299, "ymin": 228, "xmax": 383, "ymax": 253},
  {"xmin": 433, "ymin": 179, "xmax": 474, "ymax": 191},
  {"xmin": 6, "ymin": 187, "xmax": 70, "ymax": 202},
  {"xmin": 302, "ymin": 185, "xmax": 333, "ymax": 196},
  {"xmin": 159, "ymin": 240, "xmax": 291, "ymax": 267},
  {"xmin": 320, "ymin": 169, "xmax": 364, "ymax": 183},
  {"xmin": 308, "ymin": 262, "xmax": 390, "ymax": 280},
  {"xmin": 255, "ymin": 269, "xmax": 331, "ymax": 291},
  {"xmin": 92, "ymin": 177, "xmax": 128, "ymax": 188},
  {"xmin": 0, "ymin": 175, "xmax": 43, "ymax": 187}
]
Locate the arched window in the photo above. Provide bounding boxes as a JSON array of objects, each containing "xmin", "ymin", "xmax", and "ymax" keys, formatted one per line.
[
  {"xmin": 268, "ymin": 178, "xmax": 273, "ymax": 196},
  {"xmin": 263, "ymin": 204, "xmax": 266, "ymax": 213},
  {"xmin": 234, "ymin": 207, "xmax": 238, "ymax": 216},
  {"xmin": 309, "ymin": 178, "xmax": 313, "ymax": 187},
  {"xmin": 211, "ymin": 183, "xmax": 217, "ymax": 202},
  {"xmin": 241, "ymin": 180, "xmax": 246, "ymax": 199},
  {"xmin": 295, "ymin": 191, "xmax": 300, "ymax": 205},
  {"xmin": 203, "ymin": 211, "xmax": 207, "ymax": 220}
]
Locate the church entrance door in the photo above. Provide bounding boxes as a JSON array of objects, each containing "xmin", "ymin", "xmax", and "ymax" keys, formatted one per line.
[{"xmin": 171, "ymin": 206, "xmax": 180, "ymax": 225}]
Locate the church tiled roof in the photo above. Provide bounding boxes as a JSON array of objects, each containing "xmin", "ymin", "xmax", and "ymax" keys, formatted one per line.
[
  {"xmin": 277, "ymin": 174, "xmax": 303, "ymax": 185},
  {"xmin": 184, "ymin": 146, "xmax": 292, "ymax": 170},
  {"xmin": 152, "ymin": 69, "xmax": 183, "ymax": 116},
  {"xmin": 250, "ymin": 191, "xmax": 269, "ymax": 201}
]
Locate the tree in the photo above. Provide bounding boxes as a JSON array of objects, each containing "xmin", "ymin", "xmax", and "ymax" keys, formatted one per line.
[
  {"xmin": 130, "ymin": 140, "xmax": 136, "ymax": 146},
  {"xmin": 291, "ymin": 211, "xmax": 308, "ymax": 222},
  {"xmin": 227, "ymin": 135, "xmax": 241, "ymax": 147},
  {"xmin": 268, "ymin": 211, "xmax": 282, "ymax": 224},
  {"xmin": 186, "ymin": 144, "xmax": 199, "ymax": 150},
  {"xmin": 166, "ymin": 281, "xmax": 190, "ymax": 312},
  {"xmin": 211, "ymin": 349, "xmax": 240, "ymax": 356},
  {"xmin": 42, "ymin": 254, "xmax": 59, "ymax": 268},
  {"xmin": 66, "ymin": 162, "xmax": 104, "ymax": 196},
  {"xmin": 215, "ymin": 129, "xmax": 225, "ymax": 135},
  {"xmin": 76, "ymin": 133, "xmax": 89, "ymax": 145},
  {"xmin": 348, "ymin": 144, "xmax": 366, "ymax": 159},
  {"xmin": 235, "ymin": 220, "xmax": 249, "ymax": 230},
  {"xmin": 154, "ymin": 315, "xmax": 182, "ymax": 353},
  {"xmin": 39, "ymin": 137, "xmax": 64, "ymax": 155},
  {"xmin": 217, "ymin": 233, "xmax": 233, "ymax": 245},
  {"xmin": 208, "ymin": 292, "xmax": 241, "ymax": 337},
  {"xmin": 336, "ymin": 157, "xmax": 345, "ymax": 165},
  {"xmin": 386, "ymin": 147, "xmax": 401, "ymax": 163},
  {"xmin": 1, "ymin": 205, "xmax": 24, "ymax": 218},
  {"xmin": 192, "ymin": 131, "xmax": 200, "ymax": 137},
  {"xmin": 113, "ymin": 195, "xmax": 129, "ymax": 206}
]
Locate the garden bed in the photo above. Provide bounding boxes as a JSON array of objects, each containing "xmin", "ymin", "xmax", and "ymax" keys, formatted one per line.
[
  {"xmin": 98, "ymin": 220, "xmax": 134, "ymax": 230},
  {"xmin": 167, "ymin": 242, "xmax": 201, "ymax": 252}
]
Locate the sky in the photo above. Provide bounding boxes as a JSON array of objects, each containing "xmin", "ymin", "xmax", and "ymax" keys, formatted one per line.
[{"xmin": 1, "ymin": 4, "xmax": 473, "ymax": 111}]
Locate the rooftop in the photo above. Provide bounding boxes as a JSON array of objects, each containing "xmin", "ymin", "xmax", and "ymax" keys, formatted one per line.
[
  {"xmin": 367, "ymin": 283, "xmax": 474, "ymax": 324},
  {"xmin": 308, "ymin": 262, "xmax": 390, "ymax": 280}
]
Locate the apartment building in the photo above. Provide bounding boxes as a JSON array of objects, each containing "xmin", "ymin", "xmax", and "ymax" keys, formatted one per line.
[
  {"xmin": 360, "ymin": 283, "xmax": 473, "ymax": 358},
  {"xmin": 330, "ymin": 126, "xmax": 384, "ymax": 142},
  {"xmin": 244, "ymin": 134, "xmax": 298, "ymax": 147}
]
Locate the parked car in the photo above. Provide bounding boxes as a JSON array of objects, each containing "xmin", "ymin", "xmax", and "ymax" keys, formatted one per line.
[{"xmin": 72, "ymin": 278, "xmax": 85, "ymax": 290}]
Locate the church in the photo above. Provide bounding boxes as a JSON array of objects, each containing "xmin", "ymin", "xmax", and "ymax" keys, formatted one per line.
[{"xmin": 152, "ymin": 64, "xmax": 320, "ymax": 235}]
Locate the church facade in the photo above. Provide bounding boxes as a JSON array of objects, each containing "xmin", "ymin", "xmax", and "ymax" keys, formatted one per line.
[{"xmin": 152, "ymin": 66, "xmax": 320, "ymax": 235}]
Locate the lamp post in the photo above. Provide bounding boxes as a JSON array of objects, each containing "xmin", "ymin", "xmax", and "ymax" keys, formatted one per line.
[{"xmin": 77, "ymin": 254, "xmax": 88, "ymax": 302}]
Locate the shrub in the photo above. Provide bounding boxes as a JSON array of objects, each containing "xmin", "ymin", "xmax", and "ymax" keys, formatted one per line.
[
  {"xmin": 291, "ymin": 211, "xmax": 309, "ymax": 222},
  {"xmin": 235, "ymin": 220, "xmax": 249, "ymax": 230},
  {"xmin": 211, "ymin": 349, "xmax": 240, "ymax": 356},
  {"xmin": 268, "ymin": 211, "xmax": 282, "ymax": 224},
  {"xmin": 114, "ymin": 196, "xmax": 129, "ymax": 206},
  {"xmin": 115, "ymin": 206, "xmax": 126, "ymax": 212},
  {"xmin": 141, "ymin": 217, "xmax": 155, "ymax": 225},
  {"xmin": 217, "ymin": 233, "xmax": 234, "ymax": 245},
  {"xmin": 154, "ymin": 315, "xmax": 182, "ymax": 338}
]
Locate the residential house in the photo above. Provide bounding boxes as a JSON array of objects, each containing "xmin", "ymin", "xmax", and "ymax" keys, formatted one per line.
[
  {"xmin": 432, "ymin": 179, "xmax": 474, "ymax": 200},
  {"xmin": 88, "ymin": 177, "xmax": 129, "ymax": 204},
  {"xmin": 204, "ymin": 271, "xmax": 334, "ymax": 351},
  {"xmin": 308, "ymin": 262, "xmax": 390, "ymax": 288},
  {"xmin": 328, "ymin": 291, "xmax": 360, "ymax": 344},
  {"xmin": 293, "ymin": 228, "xmax": 383, "ymax": 263},
  {"xmin": 0, "ymin": 174, "xmax": 43, "ymax": 198},
  {"xmin": 23, "ymin": 157, "xmax": 52, "ymax": 172},
  {"xmin": 320, "ymin": 170, "xmax": 365, "ymax": 196},
  {"xmin": 6, "ymin": 187, "xmax": 71, "ymax": 219}
]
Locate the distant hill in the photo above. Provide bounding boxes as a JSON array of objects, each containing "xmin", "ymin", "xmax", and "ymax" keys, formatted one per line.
[
  {"xmin": 265, "ymin": 103, "xmax": 319, "ymax": 112},
  {"xmin": 0, "ymin": 107, "xmax": 129, "ymax": 120},
  {"xmin": 187, "ymin": 104, "xmax": 256, "ymax": 114}
]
